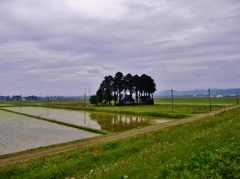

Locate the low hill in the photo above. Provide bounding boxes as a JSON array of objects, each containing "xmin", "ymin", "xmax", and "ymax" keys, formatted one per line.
[{"xmin": 156, "ymin": 88, "xmax": 240, "ymax": 97}]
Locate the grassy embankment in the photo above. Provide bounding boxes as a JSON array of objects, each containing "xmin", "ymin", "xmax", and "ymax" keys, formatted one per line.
[{"xmin": 0, "ymin": 101, "xmax": 240, "ymax": 178}]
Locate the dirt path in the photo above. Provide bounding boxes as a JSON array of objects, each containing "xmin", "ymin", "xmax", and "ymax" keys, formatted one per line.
[{"xmin": 0, "ymin": 105, "xmax": 238, "ymax": 167}]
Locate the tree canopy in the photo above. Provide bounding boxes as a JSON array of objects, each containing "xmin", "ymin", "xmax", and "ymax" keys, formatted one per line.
[
  {"xmin": 94, "ymin": 72, "xmax": 156, "ymax": 105},
  {"xmin": 89, "ymin": 95, "xmax": 99, "ymax": 106}
]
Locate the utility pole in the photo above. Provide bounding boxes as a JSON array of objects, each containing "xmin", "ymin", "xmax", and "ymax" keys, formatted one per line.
[
  {"xmin": 84, "ymin": 88, "xmax": 86, "ymax": 106},
  {"xmin": 19, "ymin": 94, "xmax": 22, "ymax": 106},
  {"xmin": 208, "ymin": 89, "xmax": 212, "ymax": 111},
  {"xmin": 19, "ymin": 94, "xmax": 22, "ymax": 113},
  {"xmin": 88, "ymin": 87, "xmax": 90, "ymax": 97},
  {"xmin": 171, "ymin": 89, "xmax": 173, "ymax": 112},
  {"xmin": 237, "ymin": 90, "xmax": 239, "ymax": 105}
]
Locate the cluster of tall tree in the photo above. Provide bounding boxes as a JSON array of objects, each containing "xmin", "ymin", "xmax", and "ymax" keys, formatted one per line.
[{"xmin": 92, "ymin": 71, "xmax": 156, "ymax": 105}]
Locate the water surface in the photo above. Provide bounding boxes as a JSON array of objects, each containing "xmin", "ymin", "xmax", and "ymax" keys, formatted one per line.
[
  {"xmin": 0, "ymin": 110, "xmax": 99, "ymax": 155},
  {"xmin": 4, "ymin": 107, "xmax": 171, "ymax": 132}
]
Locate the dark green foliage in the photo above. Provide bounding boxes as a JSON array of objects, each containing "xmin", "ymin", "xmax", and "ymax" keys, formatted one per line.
[
  {"xmin": 104, "ymin": 86, "xmax": 113, "ymax": 105},
  {"xmin": 96, "ymin": 89, "xmax": 103, "ymax": 103},
  {"xmin": 98, "ymin": 72, "xmax": 157, "ymax": 105},
  {"xmin": 89, "ymin": 95, "xmax": 99, "ymax": 106}
]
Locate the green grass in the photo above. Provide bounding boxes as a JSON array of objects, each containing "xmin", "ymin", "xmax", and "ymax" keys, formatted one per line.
[
  {"xmin": 1, "ymin": 97, "xmax": 235, "ymax": 116},
  {"xmin": 14, "ymin": 99, "xmax": 230, "ymax": 119},
  {"xmin": 0, "ymin": 99, "xmax": 90, "ymax": 108},
  {"xmin": 0, "ymin": 96, "xmax": 237, "ymax": 106},
  {"xmin": 82, "ymin": 103, "xmax": 224, "ymax": 115},
  {"xmin": 1, "ymin": 106, "xmax": 240, "ymax": 178},
  {"xmin": 154, "ymin": 97, "xmax": 237, "ymax": 105}
]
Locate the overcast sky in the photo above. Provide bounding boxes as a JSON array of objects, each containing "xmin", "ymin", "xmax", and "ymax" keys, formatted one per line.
[{"xmin": 1, "ymin": 0, "xmax": 240, "ymax": 96}]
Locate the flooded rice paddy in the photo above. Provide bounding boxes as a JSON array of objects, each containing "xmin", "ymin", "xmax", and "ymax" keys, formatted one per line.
[
  {"xmin": 4, "ymin": 107, "xmax": 171, "ymax": 132},
  {"xmin": 1, "ymin": 107, "xmax": 171, "ymax": 155},
  {"xmin": 0, "ymin": 110, "xmax": 99, "ymax": 155}
]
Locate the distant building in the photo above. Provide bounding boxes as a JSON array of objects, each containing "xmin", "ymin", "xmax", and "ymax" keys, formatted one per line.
[{"xmin": 122, "ymin": 95, "xmax": 134, "ymax": 105}]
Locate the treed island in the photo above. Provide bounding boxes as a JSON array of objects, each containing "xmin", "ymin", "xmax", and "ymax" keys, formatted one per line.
[{"xmin": 90, "ymin": 71, "xmax": 156, "ymax": 106}]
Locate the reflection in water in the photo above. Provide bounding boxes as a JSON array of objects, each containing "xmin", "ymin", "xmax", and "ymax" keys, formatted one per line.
[
  {"xmin": 89, "ymin": 113, "xmax": 149, "ymax": 132},
  {"xmin": 47, "ymin": 108, "xmax": 49, "ymax": 118},
  {"xmin": 4, "ymin": 107, "xmax": 170, "ymax": 132}
]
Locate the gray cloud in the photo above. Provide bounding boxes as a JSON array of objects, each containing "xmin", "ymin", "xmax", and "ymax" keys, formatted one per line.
[{"xmin": 0, "ymin": 0, "xmax": 240, "ymax": 96}]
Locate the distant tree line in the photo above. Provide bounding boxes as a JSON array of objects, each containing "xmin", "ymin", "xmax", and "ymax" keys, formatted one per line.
[{"xmin": 90, "ymin": 71, "xmax": 156, "ymax": 105}]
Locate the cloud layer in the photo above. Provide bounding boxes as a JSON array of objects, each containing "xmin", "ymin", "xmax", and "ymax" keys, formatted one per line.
[{"xmin": 1, "ymin": 0, "xmax": 240, "ymax": 96}]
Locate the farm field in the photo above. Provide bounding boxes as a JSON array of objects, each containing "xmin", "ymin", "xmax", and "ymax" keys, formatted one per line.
[
  {"xmin": 0, "ymin": 97, "xmax": 235, "ymax": 156},
  {"xmin": 37, "ymin": 97, "xmax": 236, "ymax": 115},
  {"xmin": 0, "ymin": 110, "xmax": 99, "ymax": 155},
  {"xmin": 83, "ymin": 103, "xmax": 224, "ymax": 116},
  {"xmin": 1, "ymin": 96, "xmax": 236, "ymax": 107},
  {"xmin": 3, "ymin": 107, "xmax": 171, "ymax": 132},
  {"xmin": 0, "ymin": 105, "xmax": 239, "ymax": 178},
  {"xmin": 154, "ymin": 96, "xmax": 237, "ymax": 105},
  {"xmin": 0, "ymin": 97, "xmax": 236, "ymax": 120},
  {"xmin": 0, "ymin": 104, "xmax": 14, "ymax": 107},
  {"xmin": 0, "ymin": 97, "xmax": 239, "ymax": 178},
  {"xmin": 5, "ymin": 98, "xmax": 229, "ymax": 120},
  {"xmin": 3, "ymin": 107, "xmax": 102, "ymax": 130}
]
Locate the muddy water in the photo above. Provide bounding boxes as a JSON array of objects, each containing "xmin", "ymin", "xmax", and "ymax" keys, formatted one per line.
[{"xmin": 4, "ymin": 107, "xmax": 171, "ymax": 132}]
